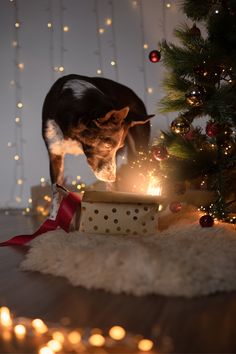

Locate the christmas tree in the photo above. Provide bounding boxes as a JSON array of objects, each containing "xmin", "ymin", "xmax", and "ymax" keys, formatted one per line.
[{"xmin": 152, "ymin": 0, "xmax": 236, "ymax": 224}]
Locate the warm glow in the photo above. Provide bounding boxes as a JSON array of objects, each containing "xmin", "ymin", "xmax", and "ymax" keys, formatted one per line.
[
  {"xmin": 99, "ymin": 28, "xmax": 105, "ymax": 34},
  {"xmin": 0, "ymin": 307, "xmax": 13, "ymax": 327},
  {"xmin": 97, "ymin": 69, "xmax": 102, "ymax": 74},
  {"xmin": 17, "ymin": 102, "xmax": 23, "ymax": 108},
  {"xmin": 166, "ymin": 3, "xmax": 171, "ymax": 8},
  {"xmin": 88, "ymin": 333, "xmax": 105, "ymax": 347},
  {"xmin": 109, "ymin": 326, "xmax": 126, "ymax": 340},
  {"xmin": 105, "ymin": 18, "xmax": 112, "ymax": 25},
  {"xmin": 111, "ymin": 60, "xmax": 116, "ymax": 66},
  {"xmin": 18, "ymin": 62, "xmax": 24, "ymax": 70},
  {"xmin": 14, "ymin": 154, "xmax": 20, "ymax": 161},
  {"xmin": 17, "ymin": 179, "xmax": 23, "ymax": 185},
  {"xmin": 63, "ymin": 25, "xmax": 69, "ymax": 32},
  {"xmin": 28, "ymin": 198, "xmax": 32, "ymax": 203},
  {"xmin": 147, "ymin": 87, "xmax": 153, "ymax": 94},
  {"xmin": 15, "ymin": 196, "xmax": 21, "ymax": 203},
  {"xmin": 52, "ymin": 331, "xmax": 65, "ymax": 343},
  {"xmin": 47, "ymin": 339, "xmax": 62, "ymax": 352},
  {"xmin": 31, "ymin": 319, "xmax": 48, "ymax": 334},
  {"xmin": 47, "ymin": 22, "xmax": 52, "ymax": 28},
  {"xmin": 59, "ymin": 66, "xmax": 64, "ymax": 72},
  {"xmin": 147, "ymin": 177, "xmax": 162, "ymax": 196},
  {"xmin": 39, "ymin": 347, "xmax": 54, "ymax": 354},
  {"xmin": 14, "ymin": 324, "xmax": 26, "ymax": 339},
  {"xmin": 40, "ymin": 177, "xmax": 45, "ymax": 183},
  {"xmin": 12, "ymin": 40, "xmax": 18, "ymax": 47},
  {"xmin": 143, "ymin": 43, "xmax": 148, "ymax": 49},
  {"xmin": 68, "ymin": 330, "xmax": 81, "ymax": 344},
  {"xmin": 15, "ymin": 22, "xmax": 20, "ymax": 28},
  {"xmin": 138, "ymin": 339, "xmax": 154, "ymax": 351},
  {"xmin": 15, "ymin": 117, "xmax": 21, "ymax": 123}
]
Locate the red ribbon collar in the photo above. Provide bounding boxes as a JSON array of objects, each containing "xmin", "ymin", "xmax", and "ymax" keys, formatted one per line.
[{"xmin": 0, "ymin": 192, "xmax": 81, "ymax": 247}]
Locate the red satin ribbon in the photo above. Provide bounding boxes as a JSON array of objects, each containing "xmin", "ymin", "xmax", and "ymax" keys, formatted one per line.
[{"xmin": 0, "ymin": 192, "xmax": 81, "ymax": 247}]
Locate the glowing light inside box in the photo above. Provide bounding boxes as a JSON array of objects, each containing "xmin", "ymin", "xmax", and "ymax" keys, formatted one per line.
[{"xmin": 147, "ymin": 177, "xmax": 162, "ymax": 196}]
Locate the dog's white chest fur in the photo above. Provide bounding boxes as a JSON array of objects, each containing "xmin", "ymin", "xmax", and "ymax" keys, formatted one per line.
[{"xmin": 45, "ymin": 119, "xmax": 83, "ymax": 155}]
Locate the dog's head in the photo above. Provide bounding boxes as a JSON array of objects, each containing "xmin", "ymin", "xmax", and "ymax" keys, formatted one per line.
[{"xmin": 77, "ymin": 107, "xmax": 154, "ymax": 182}]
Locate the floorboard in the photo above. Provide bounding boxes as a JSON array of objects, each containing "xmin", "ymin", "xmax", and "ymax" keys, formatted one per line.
[{"xmin": 0, "ymin": 212, "xmax": 236, "ymax": 353}]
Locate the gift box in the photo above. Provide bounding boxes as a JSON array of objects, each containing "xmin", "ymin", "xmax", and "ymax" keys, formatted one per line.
[{"xmin": 79, "ymin": 190, "xmax": 162, "ymax": 236}]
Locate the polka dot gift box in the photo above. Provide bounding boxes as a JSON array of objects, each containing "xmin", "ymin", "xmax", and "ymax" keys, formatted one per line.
[{"xmin": 79, "ymin": 190, "xmax": 162, "ymax": 236}]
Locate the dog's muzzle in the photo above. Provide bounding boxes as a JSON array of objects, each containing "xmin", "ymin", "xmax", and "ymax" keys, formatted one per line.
[{"xmin": 94, "ymin": 163, "xmax": 116, "ymax": 182}]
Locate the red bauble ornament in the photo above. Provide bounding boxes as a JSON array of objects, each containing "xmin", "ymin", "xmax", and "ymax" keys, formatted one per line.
[
  {"xmin": 149, "ymin": 50, "xmax": 161, "ymax": 63},
  {"xmin": 152, "ymin": 145, "xmax": 168, "ymax": 161},
  {"xmin": 199, "ymin": 214, "xmax": 214, "ymax": 227},
  {"xmin": 205, "ymin": 121, "xmax": 220, "ymax": 137},
  {"xmin": 169, "ymin": 201, "xmax": 182, "ymax": 213}
]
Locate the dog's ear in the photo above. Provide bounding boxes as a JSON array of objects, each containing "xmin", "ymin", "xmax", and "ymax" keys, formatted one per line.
[
  {"xmin": 96, "ymin": 106, "xmax": 130, "ymax": 125},
  {"xmin": 127, "ymin": 112, "xmax": 155, "ymax": 127}
]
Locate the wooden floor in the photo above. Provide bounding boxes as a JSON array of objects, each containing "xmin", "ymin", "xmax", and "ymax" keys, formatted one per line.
[{"xmin": 1, "ymin": 212, "xmax": 236, "ymax": 353}]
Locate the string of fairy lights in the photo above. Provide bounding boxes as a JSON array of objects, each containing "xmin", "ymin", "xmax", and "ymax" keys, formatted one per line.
[
  {"xmin": 94, "ymin": 0, "xmax": 104, "ymax": 76},
  {"xmin": 8, "ymin": 0, "xmax": 25, "ymax": 207},
  {"xmin": 0, "ymin": 306, "xmax": 159, "ymax": 353},
  {"xmin": 4, "ymin": 0, "xmax": 174, "ymax": 211}
]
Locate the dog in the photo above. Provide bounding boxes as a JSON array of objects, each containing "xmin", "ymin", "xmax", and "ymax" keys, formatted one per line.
[{"xmin": 42, "ymin": 74, "xmax": 154, "ymax": 219}]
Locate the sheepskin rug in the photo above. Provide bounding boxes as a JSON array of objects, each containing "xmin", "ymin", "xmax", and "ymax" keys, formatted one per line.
[{"xmin": 21, "ymin": 209, "xmax": 236, "ymax": 297}]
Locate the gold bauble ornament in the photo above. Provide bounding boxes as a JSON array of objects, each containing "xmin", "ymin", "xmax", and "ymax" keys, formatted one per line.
[{"xmin": 171, "ymin": 117, "xmax": 191, "ymax": 135}]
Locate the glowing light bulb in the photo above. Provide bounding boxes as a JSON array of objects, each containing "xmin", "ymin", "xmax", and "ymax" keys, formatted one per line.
[
  {"xmin": 28, "ymin": 198, "xmax": 32, "ymax": 203},
  {"xmin": 12, "ymin": 40, "xmax": 18, "ymax": 47},
  {"xmin": 143, "ymin": 43, "xmax": 148, "ymax": 49},
  {"xmin": 31, "ymin": 319, "xmax": 48, "ymax": 334},
  {"xmin": 18, "ymin": 62, "xmax": 24, "ymax": 70},
  {"xmin": 111, "ymin": 60, "xmax": 116, "ymax": 66},
  {"xmin": 97, "ymin": 69, "xmax": 102, "ymax": 75},
  {"xmin": 52, "ymin": 331, "xmax": 65, "ymax": 343},
  {"xmin": 68, "ymin": 330, "xmax": 81, "ymax": 344},
  {"xmin": 147, "ymin": 87, "xmax": 153, "ymax": 94},
  {"xmin": 63, "ymin": 25, "xmax": 69, "ymax": 32},
  {"xmin": 15, "ymin": 22, "xmax": 20, "ymax": 28},
  {"xmin": 166, "ymin": 3, "xmax": 171, "ymax": 8},
  {"xmin": 88, "ymin": 334, "xmax": 105, "ymax": 347},
  {"xmin": 58, "ymin": 66, "xmax": 64, "ymax": 72},
  {"xmin": 0, "ymin": 307, "xmax": 12, "ymax": 327},
  {"xmin": 14, "ymin": 155, "xmax": 20, "ymax": 161},
  {"xmin": 17, "ymin": 102, "xmax": 23, "ymax": 108},
  {"xmin": 47, "ymin": 339, "xmax": 62, "ymax": 352},
  {"xmin": 105, "ymin": 18, "xmax": 112, "ymax": 25},
  {"xmin": 40, "ymin": 177, "xmax": 45, "ymax": 183},
  {"xmin": 15, "ymin": 117, "xmax": 21, "ymax": 123},
  {"xmin": 99, "ymin": 28, "xmax": 105, "ymax": 34},
  {"xmin": 109, "ymin": 326, "xmax": 126, "ymax": 340},
  {"xmin": 39, "ymin": 347, "xmax": 54, "ymax": 354},
  {"xmin": 17, "ymin": 179, "xmax": 23, "ymax": 185},
  {"xmin": 14, "ymin": 324, "xmax": 26, "ymax": 339},
  {"xmin": 47, "ymin": 22, "xmax": 52, "ymax": 28},
  {"xmin": 138, "ymin": 339, "xmax": 154, "ymax": 351}
]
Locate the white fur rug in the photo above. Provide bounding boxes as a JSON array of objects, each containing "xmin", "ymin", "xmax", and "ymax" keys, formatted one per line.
[{"xmin": 20, "ymin": 209, "xmax": 236, "ymax": 297}]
